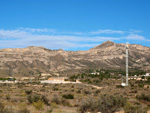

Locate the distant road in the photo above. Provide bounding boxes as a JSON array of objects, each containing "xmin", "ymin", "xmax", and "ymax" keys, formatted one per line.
[{"xmin": 82, "ymin": 83, "xmax": 103, "ymax": 89}]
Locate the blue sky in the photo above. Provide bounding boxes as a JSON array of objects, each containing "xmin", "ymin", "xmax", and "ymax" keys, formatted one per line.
[{"xmin": 0, "ymin": 0, "xmax": 150, "ymax": 50}]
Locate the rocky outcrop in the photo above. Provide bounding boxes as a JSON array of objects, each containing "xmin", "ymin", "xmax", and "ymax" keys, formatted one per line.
[{"xmin": 0, "ymin": 41, "xmax": 150, "ymax": 77}]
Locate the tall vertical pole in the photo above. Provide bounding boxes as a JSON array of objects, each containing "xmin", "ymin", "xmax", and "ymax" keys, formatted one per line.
[{"xmin": 126, "ymin": 42, "xmax": 129, "ymax": 86}]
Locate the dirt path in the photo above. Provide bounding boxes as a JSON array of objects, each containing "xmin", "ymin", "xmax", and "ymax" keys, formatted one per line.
[{"xmin": 81, "ymin": 83, "xmax": 103, "ymax": 89}]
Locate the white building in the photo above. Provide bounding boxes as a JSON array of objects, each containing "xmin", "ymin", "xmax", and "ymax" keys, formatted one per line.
[
  {"xmin": 91, "ymin": 72, "xmax": 99, "ymax": 75},
  {"xmin": 145, "ymin": 73, "xmax": 150, "ymax": 76},
  {"xmin": 40, "ymin": 77, "xmax": 81, "ymax": 84}
]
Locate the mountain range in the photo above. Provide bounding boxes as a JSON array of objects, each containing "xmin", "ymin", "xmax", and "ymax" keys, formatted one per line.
[{"xmin": 0, "ymin": 41, "xmax": 150, "ymax": 77}]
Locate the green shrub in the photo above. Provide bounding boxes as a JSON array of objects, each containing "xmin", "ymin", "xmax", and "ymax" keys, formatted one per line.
[
  {"xmin": 141, "ymin": 76, "xmax": 145, "ymax": 80},
  {"xmin": 25, "ymin": 90, "xmax": 32, "ymax": 95},
  {"xmin": 116, "ymin": 85, "xmax": 124, "ymax": 88},
  {"xmin": 62, "ymin": 94, "xmax": 74, "ymax": 99}
]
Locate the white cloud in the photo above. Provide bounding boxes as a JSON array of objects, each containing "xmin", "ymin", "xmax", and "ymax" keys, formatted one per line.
[
  {"xmin": 0, "ymin": 28, "xmax": 147, "ymax": 50},
  {"xmin": 124, "ymin": 34, "xmax": 145, "ymax": 40},
  {"xmin": 128, "ymin": 29, "xmax": 143, "ymax": 34},
  {"xmin": 89, "ymin": 29, "xmax": 125, "ymax": 35},
  {"xmin": 0, "ymin": 28, "xmax": 121, "ymax": 50},
  {"xmin": 21, "ymin": 28, "xmax": 57, "ymax": 33},
  {"xmin": 0, "ymin": 29, "xmax": 28, "ymax": 38}
]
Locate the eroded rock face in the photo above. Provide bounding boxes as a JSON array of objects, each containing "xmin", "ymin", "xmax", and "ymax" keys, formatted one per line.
[{"xmin": 0, "ymin": 41, "xmax": 150, "ymax": 77}]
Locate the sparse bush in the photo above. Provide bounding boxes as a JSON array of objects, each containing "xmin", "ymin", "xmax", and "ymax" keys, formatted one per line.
[
  {"xmin": 79, "ymin": 93, "xmax": 126, "ymax": 113},
  {"xmin": 0, "ymin": 102, "xmax": 14, "ymax": 113},
  {"xmin": 33, "ymin": 100, "xmax": 44, "ymax": 110},
  {"xmin": 25, "ymin": 90, "xmax": 32, "ymax": 95},
  {"xmin": 17, "ymin": 108, "xmax": 30, "ymax": 113},
  {"xmin": 147, "ymin": 77, "xmax": 150, "ymax": 84},
  {"xmin": 83, "ymin": 90, "xmax": 91, "ymax": 95},
  {"xmin": 41, "ymin": 95, "xmax": 49, "ymax": 105},
  {"xmin": 71, "ymin": 85, "xmax": 74, "ymax": 88},
  {"xmin": 0, "ymin": 102, "xmax": 4, "ymax": 112},
  {"xmin": 61, "ymin": 98, "xmax": 70, "ymax": 106},
  {"xmin": 77, "ymin": 89, "xmax": 81, "ymax": 93},
  {"xmin": 46, "ymin": 108, "xmax": 53, "ymax": 113},
  {"xmin": 51, "ymin": 94, "xmax": 61, "ymax": 104},
  {"xmin": 79, "ymin": 96, "xmax": 96, "ymax": 113},
  {"xmin": 5, "ymin": 94, "xmax": 11, "ymax": 100},
  {"xmin": 16, "ymin": 83, "xmax": 25, "ymax": 88},
  {"xmin": 124, "ymin": 102, "xmax": 147, "ymax": 113},
  {"xmin": 40, "ymin": 88, "xmax": 45, "ymax": 92},
  {"xmin": 27, "ymin": 94, "xmax": 49, "ymax": 105},
  {"xmin": 116, "ymin": 85, "xmax": 124, "ymax": 88},
  {"xmin": 64, "ymin": 79, "xmax": 69, "ymax": 81},
  {"xmin": 53, "ymin": 87, "xmax": 59, "ymax": 91},
  {"xmin": 141, "ymin": 76, "xmax": 145, "ymax": 80},
  {"xmin": 136, "ymin": 93, "xmax": 150, "ymax": 102},
  {"xmin": 130, "ymin": 80, "xmax": 135, "ymax": 87},
  {"xmin": 31, "ymin": 94, "xmax": 40, "ymax": 102},
  {"xmin": 62, "ymin": 94, "xmax": 74, "ymax": 99},
  {"xmin": 27, "ymin": 94, "xmax": 40, "ymax": 103},
  {"xmin": 130, "ymin": 89, "xmax": 137, "ymax": 93},
  {"xmin": 51, "ymin": 103, "xmax": 58, "ymax": 108},
  {"xmin": 138, "ymin": 83, "xmax": 144, "ymax": 88},
  {"xmin": 95, "ymin": 90, "xmax": 100, "ymax": 94},
  {"xmin": 27, "ymin": 95, "xmax": 32, "ymax": 103}
]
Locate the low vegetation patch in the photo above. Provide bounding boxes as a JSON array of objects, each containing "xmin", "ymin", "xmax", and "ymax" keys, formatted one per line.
[
  {"xmin": 27, "ymin": 94, "xmax": 49, "ymax": 105},
  {"xmin": 62, "ymin": 94, "xmax": 74, "ymax": 99},
  {"xmin": 136, "ymin": 93, "xmax": 150, "ymax": 102},
  {"xmin": 79, "ymin": 93, "xmax": 127, "ymax": 113}
]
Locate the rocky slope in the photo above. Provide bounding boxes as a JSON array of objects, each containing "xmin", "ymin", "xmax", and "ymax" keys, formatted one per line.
[{"xmin": 0, "ymin": 41, "xmax": 150, "ymax": 77}]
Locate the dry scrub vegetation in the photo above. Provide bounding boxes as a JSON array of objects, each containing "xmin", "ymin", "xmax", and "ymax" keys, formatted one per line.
[{"xmin": 0, "ymin": 77, "xmax": 150, "ymax": 113}]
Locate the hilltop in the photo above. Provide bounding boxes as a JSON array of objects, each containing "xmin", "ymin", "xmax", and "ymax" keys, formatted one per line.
[{"xmin": 0, "ymin": 41, "xmax": 150, "ymax": 77}]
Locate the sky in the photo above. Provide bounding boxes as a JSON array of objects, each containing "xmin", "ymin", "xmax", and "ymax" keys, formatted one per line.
[{"xmin": 0, "ymin": 0, "xmax": 150, "ymax": 51}]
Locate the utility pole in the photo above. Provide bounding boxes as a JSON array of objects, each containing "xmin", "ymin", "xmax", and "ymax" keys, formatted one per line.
[
  {"xmin": 126, "ymin": 42, "xmax": 129, "ymax": 86},
  {"xmin": 121, "ymin": 42, "xmax": 129, "ymax": 86}
]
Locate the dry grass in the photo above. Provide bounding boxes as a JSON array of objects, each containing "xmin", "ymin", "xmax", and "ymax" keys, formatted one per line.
[{"xmin": 0, "ymin": 79, "xmax": 150, "ymax": 113}]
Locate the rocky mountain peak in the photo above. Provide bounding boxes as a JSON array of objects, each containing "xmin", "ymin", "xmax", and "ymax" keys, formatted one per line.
[{"xmin": 92, "ymin": 40, "xmax": 116, "ymax": 49}]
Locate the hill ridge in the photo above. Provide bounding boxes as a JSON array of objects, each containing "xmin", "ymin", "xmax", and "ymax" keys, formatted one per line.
[{"xmin": 0, "ymin": 41, "xmax": 150, "ymax": 77}]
